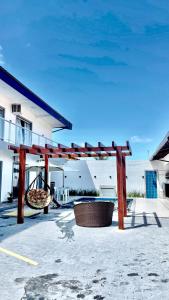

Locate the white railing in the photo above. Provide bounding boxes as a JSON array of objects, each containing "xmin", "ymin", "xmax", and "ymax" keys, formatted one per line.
[{"xmin": 0, "ymin": 116, "xmax": 58, "ymax": 147}]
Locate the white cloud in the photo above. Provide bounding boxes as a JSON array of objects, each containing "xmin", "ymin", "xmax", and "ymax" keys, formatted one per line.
[
  {"xmin": 130, "ymin": 135, "xmax": 152, "ymax": 144},
  {"xmin": 0, "ymin": 46, "xmax": 5, "ymax": 66}
]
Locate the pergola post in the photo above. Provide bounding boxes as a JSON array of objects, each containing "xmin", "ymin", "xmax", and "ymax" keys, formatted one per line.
[
  {"xmin": 44, "ymin": 154, "xmax": 49, "ymax": 214},
  {"xmin": 17, "ymin": 148, "xmax": 26, "ymax": 224},
  {"xmin": 122, "ymin": 155, "xmax": 127, "ymax": 217},
  {"xmin": 116, "ymin": 148, "xmax": 124, "ymax": 230}
]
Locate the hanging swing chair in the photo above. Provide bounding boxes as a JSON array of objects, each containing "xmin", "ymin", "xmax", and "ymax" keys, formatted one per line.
[{"xmin": 25, "ymin": 173, "xmax": 52, "ymax": 210}]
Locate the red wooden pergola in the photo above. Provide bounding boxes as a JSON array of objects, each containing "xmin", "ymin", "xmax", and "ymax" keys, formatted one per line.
[{"xmin": 9, "ymin": 141, "xmax": 132, "ymax": 230}]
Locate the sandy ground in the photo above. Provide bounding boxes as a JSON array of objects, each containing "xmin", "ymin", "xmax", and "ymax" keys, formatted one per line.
[{"xmin": 0, "ymin": 198, "xmax": 169, "ymax": 299}]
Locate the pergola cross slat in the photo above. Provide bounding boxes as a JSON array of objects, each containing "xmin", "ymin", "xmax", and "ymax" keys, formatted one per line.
[{"xmin": 9, "ymin": 141, "xmax": 132, "ymax": 230}]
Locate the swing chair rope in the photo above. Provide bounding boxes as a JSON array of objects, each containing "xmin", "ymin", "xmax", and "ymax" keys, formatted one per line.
[{"xmin": 25, "ymin": 168, "xmax": 52, "ymax": 210}]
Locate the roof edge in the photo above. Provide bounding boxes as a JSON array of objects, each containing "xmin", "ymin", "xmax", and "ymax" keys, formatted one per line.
[
  {"xmin": 150, "ymin": 131, "xmax": 169, "ymax": 161},
  {"xmin": 0, "ymin": 66, "xmax": 72, "ymax": 130}
]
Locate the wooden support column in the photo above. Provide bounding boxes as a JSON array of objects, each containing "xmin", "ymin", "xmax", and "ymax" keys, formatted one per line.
[
  {"xmin": 116, "ymin": 148, "xmax": 124, "ymax": 230},
  {"xmin": 122, "ymin": 155, "xmax": 127, "ymax": 217},
  {"xmin": 44, "ymin": 154, "xmax": 49, "ymax": 214},
  {"xmin": 17, "ymin": 148, "xmax": 26, "ymax": 224}
]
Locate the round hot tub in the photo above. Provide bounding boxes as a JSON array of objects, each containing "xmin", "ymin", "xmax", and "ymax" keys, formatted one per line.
[{"xmin": 74, "ymin": 201, "xmax": 114, "ymax": 227}]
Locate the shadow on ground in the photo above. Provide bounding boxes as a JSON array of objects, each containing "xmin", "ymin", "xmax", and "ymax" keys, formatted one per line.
[
  {"xmin": 125, "ymin": 211, "xmax": 163, "ymax": 230},
  {"xmin": 0, "ymin": 208, "xmax": 73, "ymax": 242}
]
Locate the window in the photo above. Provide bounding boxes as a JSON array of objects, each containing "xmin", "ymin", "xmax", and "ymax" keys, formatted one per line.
[
  {"xmin": 0, "ymin": 107, "xmax": 5, "ymax": 140},
  {"xmin": 16, "ymin": 116, "xmax": 32, "ymax": 146}
]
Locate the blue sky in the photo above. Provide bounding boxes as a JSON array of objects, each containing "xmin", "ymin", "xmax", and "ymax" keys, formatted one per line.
[{"xmin": 1, "ymin": 1, "xmax": 169, "ymax": 159}]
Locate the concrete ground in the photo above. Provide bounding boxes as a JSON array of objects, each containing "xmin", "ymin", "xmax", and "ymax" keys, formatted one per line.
[{"xmin": 0, "ymin": 198, "xmax": 169, "ymax": 299}]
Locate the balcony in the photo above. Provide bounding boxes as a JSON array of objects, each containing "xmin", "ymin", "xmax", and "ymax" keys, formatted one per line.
[{"xmin": 0, "ymin": 116, "xmax": 58, "ymax": 148}]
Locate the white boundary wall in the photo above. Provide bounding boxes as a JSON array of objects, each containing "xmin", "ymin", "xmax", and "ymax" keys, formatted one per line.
[{"xmin": 51, "ymin": 159, "xmax": 168, "ymax": 198}]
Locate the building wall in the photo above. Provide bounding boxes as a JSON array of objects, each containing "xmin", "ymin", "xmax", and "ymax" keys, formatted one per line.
[
  {"xmin": 0, "ymin": 93, "xmax": 52, "ymax": 141},
  {"xmin": 0, "ymin": 142, "xmax": 13, "ymax": 202},
  {"xmin": 0, "ymin": 88, "xmax": 54, "ymax": 202},
  {"xmin": 51, "ymin": 159, "xmax": 167, "ymax": 198},
  {"xmin": 151, "ymin": 160, "xmax": 169, "ymax": 198}
]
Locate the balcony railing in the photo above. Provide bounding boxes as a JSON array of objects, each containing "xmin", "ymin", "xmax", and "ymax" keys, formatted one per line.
[{"xmin": 0, "ymin": 116, "xmax": 58, "ymax": 147}]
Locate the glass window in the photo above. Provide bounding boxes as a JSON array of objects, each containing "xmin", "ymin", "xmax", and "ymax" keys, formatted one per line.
[
  {"xmin": 0, "ymin": 107, "xmax": 5, "ymax": 140},
  {"xmin": 16, "ymin": 117, "xmax": 32, "ymax": 146}
]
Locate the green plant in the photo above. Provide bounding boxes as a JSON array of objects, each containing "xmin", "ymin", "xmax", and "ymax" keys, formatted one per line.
[
  {"xmin": 127, "ymin": 191, "xmax": 144, "ymax": 198},
  {"xmin": 95, "ymin": 156, "xmax": 109, "ymax": 160},
  {"xmin": 69, "ymin": 189, "xmax": 100, "ymax": 197}
]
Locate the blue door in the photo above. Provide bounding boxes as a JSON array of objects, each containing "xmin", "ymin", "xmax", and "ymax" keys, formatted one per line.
[{"xmin": 145, "ymin": 171, "xmax": 157, "ymax": 198}]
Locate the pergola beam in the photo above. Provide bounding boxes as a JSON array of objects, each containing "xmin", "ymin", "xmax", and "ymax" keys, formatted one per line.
[
  {"xmin": 9, "ymin": 145, "xmax": 19, "ymax": 153},
  {"xmin": 58, "ymin": 143, "xmax": 68, "ymax": 149},
  {"xmin": 32, "ymin": 144, "xmax": 48, "ymax": 154},
  {"xmin": 85, "ymin": 142, "xmax": 93, "ymax": 149},
  {"xmin": 112, "ymin": 141, "xmax": 117, "ymax": 148},
  {"xmin": 10, "ymin": 142, "xmax": 131, "ymax": 156},
  {"xmin": 71, "ymin": 143, "xmax": 81, "ymax": 148},
  {"xmin": 126, "ymin": 141, "xmax": 132, "ymax": 155},
  {"xmin": 98, "ymin": 142, "xmax": 105, "ymax": 148},
  {"xmin": 45, "ymin": 146, "xmax": 129, "ymax": 154},
  {"xmin": 47, "ymin": 152, "xmax": 130, "ymax": 159}
]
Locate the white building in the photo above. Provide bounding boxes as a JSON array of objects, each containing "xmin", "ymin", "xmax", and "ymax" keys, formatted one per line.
[
  {"xmin": 0, "ymin": 67, "xmax": 72, "ymax": 202},
  {"xmin": 1, "ymin": 67, "xmax": 169, "ymax": 203}
]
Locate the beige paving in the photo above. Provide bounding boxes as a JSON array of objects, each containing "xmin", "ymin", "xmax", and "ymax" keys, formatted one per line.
[{"xmin": 0, "ymin": 198, "xmax": 169, "ymax": 299}]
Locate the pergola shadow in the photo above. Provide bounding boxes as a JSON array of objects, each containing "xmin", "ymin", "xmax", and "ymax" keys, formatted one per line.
[
  {"xmin": 125, "ymin": 211, "xmax": 162, "ymax": 230},
  {"xmin": 0, "ymin": 208, "xmax": 74, "ymax": 242}
]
